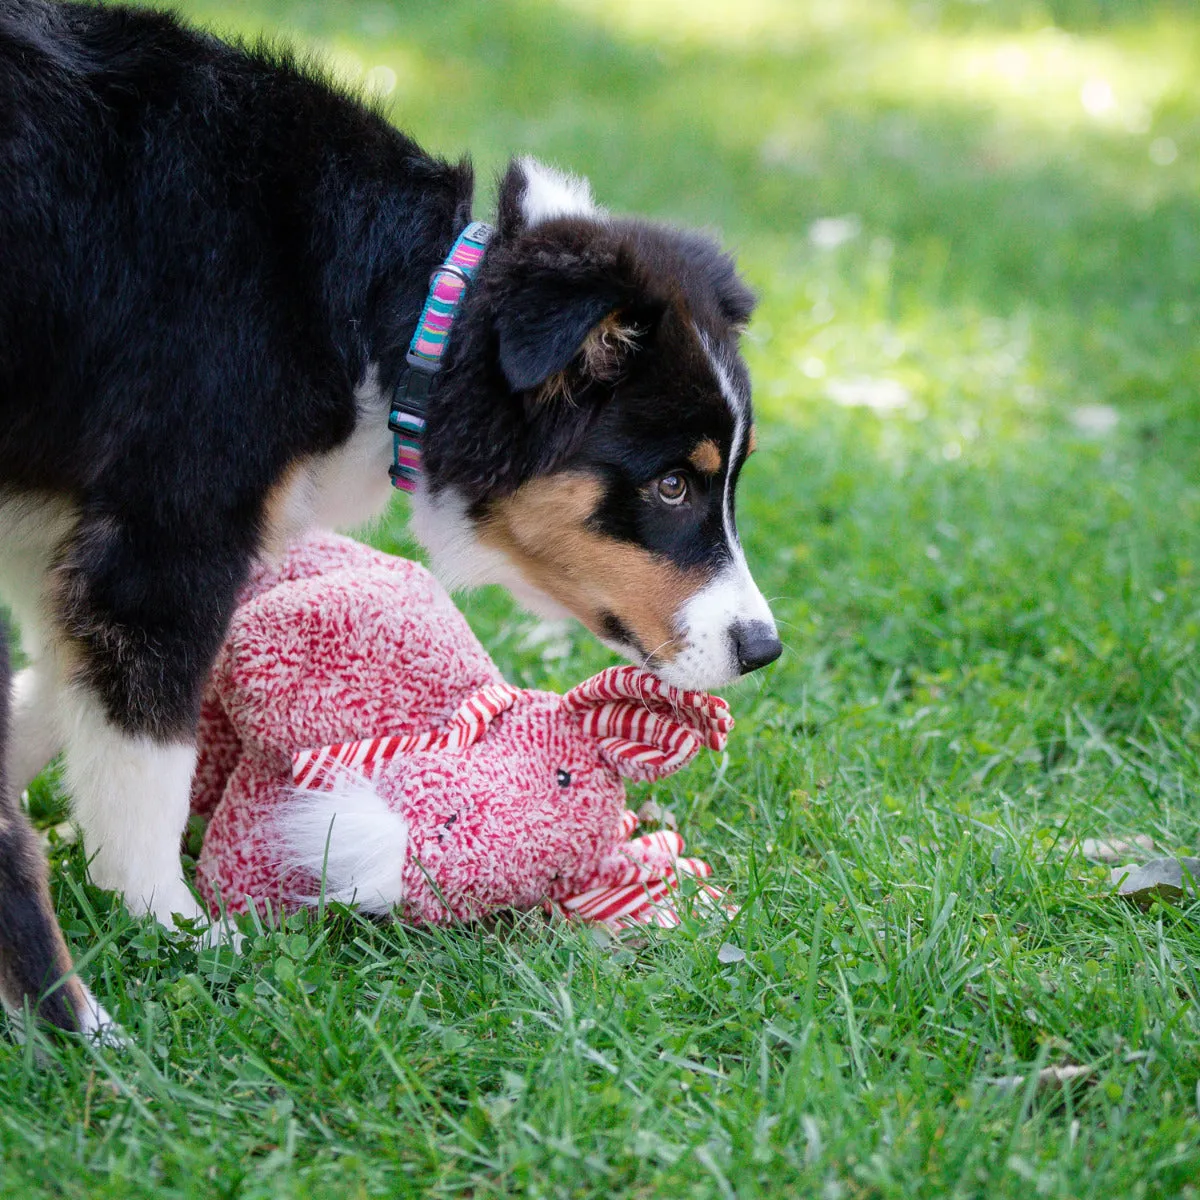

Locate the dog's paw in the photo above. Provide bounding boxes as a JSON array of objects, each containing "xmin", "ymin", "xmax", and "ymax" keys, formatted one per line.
[
  {"xmin": 145, "ymin": 882, "xmax": 207, "ymax": 932},
  {"xmin": 3, "ymin": 982, "xmax": 127, "ymax": 1050},
  {"xmin": 75, "ymin": 983, "xmax": 127, "ymax": 1048}
]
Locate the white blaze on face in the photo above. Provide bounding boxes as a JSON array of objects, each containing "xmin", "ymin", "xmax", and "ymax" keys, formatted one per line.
[{"xmin": 655, "ymin": 331, "xmax": 778, "ymax": 691}]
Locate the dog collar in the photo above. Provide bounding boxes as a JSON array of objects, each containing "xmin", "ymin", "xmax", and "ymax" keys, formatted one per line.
[{"xmin": 389, "ymin": 220, "xmax": 493, "ymax": 493}]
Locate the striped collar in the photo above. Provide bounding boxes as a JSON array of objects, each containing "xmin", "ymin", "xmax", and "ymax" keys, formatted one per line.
[{"xmin": 388, "ymin": 220, "xmax": 493, "ymax": 493}]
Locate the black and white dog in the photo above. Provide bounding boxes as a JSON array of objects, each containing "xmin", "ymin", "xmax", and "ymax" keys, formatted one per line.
[{"xmin": 0, "ymin": 0, "xmax": 780, "ymax": 1033}]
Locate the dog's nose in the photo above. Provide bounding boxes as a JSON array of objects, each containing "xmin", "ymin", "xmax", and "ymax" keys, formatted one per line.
[{"xmin": 731, "ymin": 620, "xmax": 782, "ymax": 675}]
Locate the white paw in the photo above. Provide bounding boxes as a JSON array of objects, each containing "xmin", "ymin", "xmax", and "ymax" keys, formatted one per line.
[
  {"xmin": 76, "ymin": 983, "xmax": 127, "ymax": 1048},
  {"xmin": 3, "ymin": 982, "xmax": 126, "ymax": 1048},
  {"xmin": 137, "ymin": 881, "xmax": 206, "ymax": 931}
]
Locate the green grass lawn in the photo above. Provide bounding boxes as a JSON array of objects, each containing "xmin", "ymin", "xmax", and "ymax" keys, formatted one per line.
[{"xmin": 5, "ymin": 0, "xmax": 1200, "ymax": 1195}]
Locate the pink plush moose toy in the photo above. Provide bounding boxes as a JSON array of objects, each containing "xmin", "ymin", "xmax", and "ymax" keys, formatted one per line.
[{"xmin": 189, "ymin": 533, "xmax": 733, "ymax": 930}]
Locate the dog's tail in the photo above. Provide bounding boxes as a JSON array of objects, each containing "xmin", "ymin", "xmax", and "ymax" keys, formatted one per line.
[{"xmin": 0, "ymin": 620, "xmax": 90, "ymax": 1032}]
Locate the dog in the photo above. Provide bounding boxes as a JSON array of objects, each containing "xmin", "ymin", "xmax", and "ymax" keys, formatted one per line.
[{"xmin": 0, "ymin": 0, "xmax": 781, "ymax": 1034}]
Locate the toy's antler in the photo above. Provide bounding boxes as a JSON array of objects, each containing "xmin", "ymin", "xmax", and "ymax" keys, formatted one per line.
[
  {"xmin": 292, "ymin": 683, "xmax": 523, "ymax": 791},
  {"xmin": 562, "ymin": 665, "xmax": 733, "ymax": 782}
]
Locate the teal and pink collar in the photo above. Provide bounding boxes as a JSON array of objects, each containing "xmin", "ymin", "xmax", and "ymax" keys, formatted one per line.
[{"xmin": 389, "ymin": 220, "xmax": 493, "ymax": 493}]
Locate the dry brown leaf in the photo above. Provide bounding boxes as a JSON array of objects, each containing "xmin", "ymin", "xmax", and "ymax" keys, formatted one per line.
[{"xmin": 1111, "ymin": 857, "xmax": 1200, "ymax": 907}]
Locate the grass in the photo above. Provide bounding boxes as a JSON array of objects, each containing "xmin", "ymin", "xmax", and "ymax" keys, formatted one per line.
[{"xmin": 4, "ymin": 0, "xmax": 1200, "ymax": 1194}]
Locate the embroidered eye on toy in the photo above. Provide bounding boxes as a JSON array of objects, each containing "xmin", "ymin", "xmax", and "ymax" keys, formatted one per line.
[{"xmin": 189, "ymin": 533, "xmax": 734, "ymax": 929}]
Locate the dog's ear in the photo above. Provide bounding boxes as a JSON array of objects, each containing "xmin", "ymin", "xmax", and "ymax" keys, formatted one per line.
[
  {"xmin": 494, "ymin": 157, "xmax": 640, "ymax": 393},
  {"xmin": 711, "ymin": 258, "xmax": 756, "ymax": 330},
  {"xmin": 497, "ymin": 156, "xmax": 597, "ymax": 240},
  {"xmin": 495, "ymin": 280, "xmax": 640, "ymax": 395}
]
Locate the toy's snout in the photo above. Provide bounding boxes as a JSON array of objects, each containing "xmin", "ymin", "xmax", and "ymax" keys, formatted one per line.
[{"xmin": 562, "ymin": 665, "xmax": 733, "ymax": 782}]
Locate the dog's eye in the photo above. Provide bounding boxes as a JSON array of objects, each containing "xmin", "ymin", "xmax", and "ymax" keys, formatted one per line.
[
  {"xmin": 556, "ymin": 769, "xmax": 572, "ymax": 788},
  {"xmin": 656, "ymin": 473, "xmax": 689, "ymax": 506}
]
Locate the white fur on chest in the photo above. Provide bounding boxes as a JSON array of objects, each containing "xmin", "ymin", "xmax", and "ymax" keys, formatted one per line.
[
  {"xmin": 408, "ymin": 483, "xmax": 575, "ymax": 620},
  {"xmin": 264, "ymin": 365, "xmax": 397, "ymax": 551}
]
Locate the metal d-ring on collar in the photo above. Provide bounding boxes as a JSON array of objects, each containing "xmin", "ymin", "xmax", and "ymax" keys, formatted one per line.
[{"xmin": 388, "ymin": 220, "xmax": 493, "ymax": 494}]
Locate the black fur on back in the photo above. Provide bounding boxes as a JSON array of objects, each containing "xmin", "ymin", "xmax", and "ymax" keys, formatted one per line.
[{"xmin": 1, "ymin": 0, "xmax": 473, "ymax": 498}]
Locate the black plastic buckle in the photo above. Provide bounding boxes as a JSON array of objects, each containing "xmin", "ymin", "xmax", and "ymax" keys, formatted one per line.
[{"xmin": 390, "ymin": 360, "xmax": 437, "ymax": 426}]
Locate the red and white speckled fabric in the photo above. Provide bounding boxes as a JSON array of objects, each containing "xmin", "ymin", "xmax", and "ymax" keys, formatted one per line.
[{"xmin": 191, "ymin": 533, "xmax": 733, "ymax": 926}]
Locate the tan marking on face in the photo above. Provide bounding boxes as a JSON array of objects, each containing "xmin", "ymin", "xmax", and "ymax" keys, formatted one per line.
[
  {"xmin": 747, "ymin": 425, "xmax": 758, "ymax": 455},
  {"xmin": 689, "ymin": 439, "xmax": 722, "ymax": 476},
  {"xmin": 478, "ymin": 473, "xmax": 706, "ymax": 663}
]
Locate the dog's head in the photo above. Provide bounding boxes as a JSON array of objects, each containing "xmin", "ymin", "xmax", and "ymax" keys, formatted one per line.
[{"xmin": 412, "ymin": 157, "xmax": 780, "ymax": 691}]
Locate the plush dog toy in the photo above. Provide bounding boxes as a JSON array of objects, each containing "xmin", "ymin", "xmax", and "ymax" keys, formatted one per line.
[{"xmin": 189, "ymin": 534, "xmax": 733, "ymax": 929}]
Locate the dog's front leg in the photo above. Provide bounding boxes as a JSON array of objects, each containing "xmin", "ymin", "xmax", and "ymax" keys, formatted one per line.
[
  {"xmin": 60, "ymin": 686, "xmax": 201, "ymax": 927},
  {"xmin": 52, "ymin": 513, "xmax": 248, "ymax": 931}
]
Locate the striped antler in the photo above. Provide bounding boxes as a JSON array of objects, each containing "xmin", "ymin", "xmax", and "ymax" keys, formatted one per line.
[
  {"xmin": 292, "ymin": 683, "xmax": 523, "ymax": 791},
  {"xmin": 550, "ymin": 811, "xmax": 736, "ymax": 929}
]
